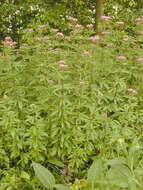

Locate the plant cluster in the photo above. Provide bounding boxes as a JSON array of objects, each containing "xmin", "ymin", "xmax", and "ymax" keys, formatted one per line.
[{"xmin": 0, "ymin": 15, "xmax": 143, "ymax": 190}]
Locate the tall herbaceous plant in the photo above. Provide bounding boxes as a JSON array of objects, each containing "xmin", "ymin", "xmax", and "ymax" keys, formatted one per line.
[{"xmin": 0, "ymin": 14, "xmax": 143, "ymax": 189}]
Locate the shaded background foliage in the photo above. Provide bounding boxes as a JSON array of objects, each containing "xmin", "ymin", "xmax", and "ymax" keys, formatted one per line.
[{"xmin": 1, "ymin": 0, "xmax": 143, "ymax": 44}]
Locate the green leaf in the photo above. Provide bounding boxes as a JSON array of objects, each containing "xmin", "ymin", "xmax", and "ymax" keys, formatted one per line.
[
  {"xmin": 53, "ymin": 184, "xmax": 70, "ymax": 190},
  {"xmin": 87, "ymin": 159, "xmax": 103, "ymax": 185},
  {"xmin": 21, "ymin": 171, "xmax": 30, "ymax": 180},
  {"xmin": 107, "ymin": 164, "xmax": 132, "ymax": 188},
  {"xmin": 32, "ymin": 161, "xmax": 55, "ymax": 189},
  {"xmin": 48, "ymin": 157, "xmax": 65, "ymax": 168}
]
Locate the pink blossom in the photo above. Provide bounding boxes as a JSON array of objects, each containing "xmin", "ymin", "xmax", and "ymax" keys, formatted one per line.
[
  {"xmin": 89, "ymin": 35, "xmax": 100, "ymax": 42},
  {"xmin": 65, "ymin": 36, "xmax": 71, "ymax": 41},
  {"xmin": 48, "ymin": 80, "xmax": 54, "ymax": 84},
  {"xmin": 39, "ymin": 25, "xmax": 46, "ymax": 30},
  {"xmin": 86, "ymin": 24, "xmax": 93, "ymax": 28},
  {"xmin": 69, "ymin": 17, "xmax": 78, "ymax": 23},
  {"xmin": 124, "ymin": 35, "xmax": 129, "ymax": 41},
  {"xmin": 138, "ymin": 58, "xmax": 143, "ymax": 62},
  {"xmin": 3, "ymin": 94, "xmax": 8, "ymax": 99},
  {"xmin": 55, "ymin": 48, "xmax": 60, "ymax": 51},
  {"xmin": 5, "ymin": 36, "xmax": 12, "ymax": 41},
  {"xmin": 128, "ymin": 88, "xmax": 137, "ymax": 94},
  {"xmin": 116, "ymin": 21, "xmax": 124, "ymax": 26},
  {"xmin": 136, "ymin": 18, "xmax": 143, "ymax": 23},
  {"xmin": 102, "ymin": 31, "xmax": 111, "ymax": 35},
  {"xmin": 9, "ymin": 42, "xmax": 17, "ymax": 46},
  {"xmin": 42, "ymin": 36, "xmax": 49, "ymax": 40},
  {"xmin": 83, "ymin": 50, "xmax": 90, "ymax": 56},
  {"xmin": 59, "ymin": 64, "xmax": 68, "ymax": 69},
  {"xmin": 61, "ymin": 169, "xmax": 67, "ymax": 175},
  {"xmin": 59, "ymin": 60, "xmax": 65, "ymax": 64},
  {"xmin": 80, "ymin": 81, "xmax": 86, "ymax": 86},
  {"xmin": 101, "ymin": 15, "xmax": 111, "ymax": 22},
  {"xmin": 34, "ymin": 37, "xmax": 41, "ymax": 41},
  {"xmin": 107, "ymin": 43, "xmax": 113, "ymax": 47},
  {"xmin": 55, "ymin": 32, "xmax": 64, "ymax": 38},
  {"xmin": 27, "ymin": 28, "xmax": 34, "ymax": 33},
  {"xmin": 118, "ymin": 56, "xmax": 126, "ymax": 60},
  {"xmin": 51, "ymin": 29, "xmax": 58, "ymax": 33},
  {"xmin": 75, "ymin": 24, "xmax": 83, "ymax": 29},
  {"xmin": 22, "ymin": 43, "xmax": 27, "ymax": 46}
]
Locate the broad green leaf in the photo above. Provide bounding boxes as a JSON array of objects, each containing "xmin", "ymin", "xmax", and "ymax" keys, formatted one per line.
[
  {"xmin": 107, "ymin": 164, "xmax": 132, "ymax": 188},
  {"xmin": 32, "ymin": 161, "xmax": 55, "ymax": 189},
  {"xmin": 53, "ymin": 184, "xmax": 70, "ymax": 190},
  {"xmin": 106, "ymin": 157, "xmax": 126, "ymax": 166},
  {"xmin": 87, "ymin": 159, "xmax": 103, "ymax": 185}
]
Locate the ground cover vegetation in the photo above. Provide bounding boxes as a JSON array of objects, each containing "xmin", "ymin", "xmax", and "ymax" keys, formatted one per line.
[{"xmin": 0, "ymin": 0, "xmax": 143, "ymax": 190}]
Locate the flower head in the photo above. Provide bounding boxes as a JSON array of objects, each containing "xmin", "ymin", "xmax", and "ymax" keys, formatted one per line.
[
  {"xmin": 107, "ymin": 43, "xmax": 113, "ymax": 47},
  {"xmin": 75, "ymin": 24, "xmax": 83, "ymax": 29},
  {"xmin": 27, "ymin": 28, "xmax": 34, "ymax": 33},
  {"xmin": 101, "ymin": 16, "xmax": 111, "ymax": 22},
  {"xmin": 80, "ymin": 81, "xmax": 86, "ymax": 86},
  {"xmin": 69, "ymin": 17, "xmax": 78, "ymax": 23},
  {"xmin": 51, "ymin": 29, "xmax": 58, "ymax": 33},
  {"xmin": 128, "ymin": 88, "xmax": 137, "ymax": 94},
  {"xmin": 83, "ymin": 50, "xmax": 90, "ymax": 56},
  {"xmin": 55, "ymin": 32, "xmax": 64, "ymax": 38},
  {"xmin": 5, "ymin": 36, "xmax": 12, "ymax": 41},
  {"xmin": 89, "ymin": 35, "xmax": 100, "ymax": 42},
  {"xmin": 116, "ymin": 21, "xmax": 124, "ymax": 26},
  {"xmin": 39, "ymin": 25, "xmax": 46, "ymax": 31},
  {"xmin": 136, "ymin": 18, "xmax": 143, "ymax": 23},
  {"xmin": 86, "ymin": 24, "xmax": 93, "ymax": 28},
  {"xmin": 118, "ymin": 56, "xmax": 126, "ymax": 60},
  {"xmin": 138, "ymin": 58, "xmax": 143, "ymax": 62},
  {"xmin": 65, "ymin": 36, "xmax": 71, "ymax": 41}
]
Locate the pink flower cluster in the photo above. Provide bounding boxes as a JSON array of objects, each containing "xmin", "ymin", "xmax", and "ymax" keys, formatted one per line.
[
  {"xmin": 86, "ymin": 24, "xmax": 93, "ymax": 28},
  {"xmin": 107, "ymin": 43, "xmax": 113, "ymax": 47},
  {"xmin": 34, "ymin": 36, "xmax": 49, "ymax": 42},
  {"xmin": 38, "ymin": 25, "xmax": 46, "ymax": 31},
  {"xmin": 102, "ymin": 31, "xmax": 111, "ymax": 35},
  {"xmin": 124, "ymin": 35, "xmax": 129, "ymax": 41},
  {"xmin": 80, "ymin": 81, "xmax": 86, "ymax": 86},
  {"xmin": 65, "ymin": 36, "xmax": 71, "ymax": 41},
  {"xmin": 136, "ymin": 17, "xmax": 143, "ymax": 24},
  {"xmin": 59, "ymin": 60, "xmax": 68, "ymax": 69},
  {"xmin": 83, "ymin": 50, "xmax": 90, "ymax": 56},
  {"xmin": 128, "ymin": 88, "xmax": 137, "ymax": 94},
  {"xmin": 51, "ymin": 29, "xmax": 58, "ymax": 33},
  {"xmin": 101, "ymin": 16, "xmax": 111, "ymax": 22},
  {"xmin": 69, "ymin": 17, "xmax": 78, "ymax": 23},
  {"xmin": 89, "ymin": 35, "xmax": 100, "ymax": 42},
  {"xmin": 118, "ymin": 56, "xmax": 126, "ymax": 60},
  {"xmin": 27, "ymin": 28, "xmax": 34, "ymax": 33},
  {"xmin": 75, "ymin": 24, "xmax": 83, "ymax": 29},
  {"xmin": 116, "ymin": 21, "xmax": 124, "ymax": 26},
  {"xmin": 138, "ymin": 58, "xmax": 143, "ymax": 62},
  {"xmin": 55, "ymin": 32, "xmax": 64, "ymax": 38},
  {"xmin": 3, "ymin": 36, "xmax": 17, "ymax": 47}
]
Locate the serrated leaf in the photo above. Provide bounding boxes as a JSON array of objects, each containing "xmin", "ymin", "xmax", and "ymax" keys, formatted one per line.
[
  {"xmin": 53, "ymin": 184, "xmax": 70, "ymax": 190},
  {"xmin": 32, "ymin": 161, "xmax": 55, "ymax": 189}
]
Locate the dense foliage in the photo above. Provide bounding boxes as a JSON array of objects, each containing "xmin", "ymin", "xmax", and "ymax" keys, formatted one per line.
[
  {"xmin": 1, "ymin": 0, "xmax": 143, "ymax": 43},
  {"xmin": 0, "ymin": 14, "xmax": 143, "ymax": 189}
]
